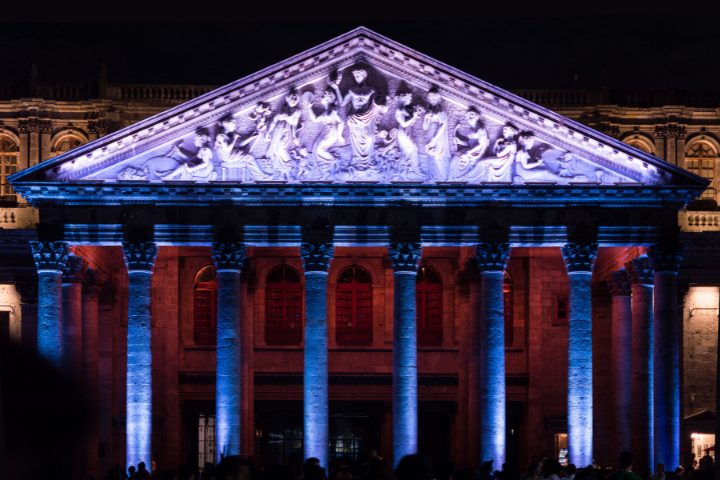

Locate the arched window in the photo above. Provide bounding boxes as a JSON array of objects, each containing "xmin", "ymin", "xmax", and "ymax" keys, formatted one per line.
[
  {"xmin": 265, "ymin": 265, "xmax": 303, "ymax": 345},
  {"xmin": 623, "ymin": 135, "xmax": 655, "ymax": 155},
  {"xmin": 686, "ymin": 141, "xmax": 717, "ymax": 200},
  {"xmin": 0, "ymin": 136, "xmax": 19, "ymax": 198},
  {"xmin": 51, "ymin": 134, "xmax": 84, "ymax": 156},
  {"xmin": 417, "ymin": 266, "xmax": 443, "ymax": 346},
  {"xmin": 336, "ymin": 266, "xmax": 373, "ymax": 346},
  {"xmin": 504, "ymin": 271, "xmax": 513, "ymax": 346},
  {"xmin": 193, "ymin": 265, "xmax": 217, "ymax": 345}
]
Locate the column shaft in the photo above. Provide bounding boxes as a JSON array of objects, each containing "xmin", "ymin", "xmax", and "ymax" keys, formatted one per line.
[
  {"xmin": 123, "ymin": 241, "xmax": 157, "ymax": 469},
  {"xmin": 215, "ymin": 268, "xmax": 243, "ymax": 460},
  {"xmin": 393, "ymin": 271, "xmax": 418, "ymax": 466},
  {"xmin": 562, "ymin": 241, "xmax": 597, "ymax": 468},
  {"xmin": 609, "ymin": 270, "xmax": 632, "ymax": 455},
  {"xmin": 654, "ymin": 271, "xmax": 680, "ymax": 469},
  {"xmin": 304, "ymin": 271, "xmax": 330, "ymax": 466},
  {"xmin": 478, "ymin": 270, "xmax": 506, "ymax": 467},
  {"xmin": 62, "ymin": 254, "xmax": 85, "ymax": 375},
  {"xmin": 82, "ymin": 273, "xmax": 101, "ymax": 480}
]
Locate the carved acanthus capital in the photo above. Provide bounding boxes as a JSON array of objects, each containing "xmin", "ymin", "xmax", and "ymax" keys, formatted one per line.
[
  {"xmin": 626, "ymin": 256, "xmax": 654, "ymax": 285},
  {"xmin": 62, "ymin": 254, "xmax": 87, "ymax": 283},
  {"xmin": 88, "ymin": 119, "xmax": 112, "ymax": 136},
  {"xmin": 388, "ymin": 242, "xmax": 422, "ymax": 273},
  {"xmin": 648, "ymin": 244, "xmax": 682, "ymax": 273},
  {"xmin": 474, "ymin": 242, "xmax": 510, "ymax": 272},
  {"xmin": 30, "ymin": 240, "xmax": 70, "ymax": 272},
  {"xmin": 211, "ymin": 242, "xmax": 246, "ymax": 271},
  {"xmin": 654, "ymin": 124, "xmax": 687, "ymax": 140},
  {"xmin": 38, "ymin": 120, "xmax": 52, "ymax": 134},
  {"xmin": 18, "ymin": 118, "xmax": 39, "ymax": 134},
  {"xmin": 561, "ymin": 241, "xmax": 598, "ymax": 273},
  {"xmin": 607, "ymin": 269, "xmax": 631, "ymax": 296},
  {"xmin": 300, "ymin": 242, "xmax": 334, "ymax": 273},
  {"xmin": 122, "ymin": 241, "xmax": 158, "ymax": 273},
  {"xmin": 597, "ymin": 123, "xmax": 620, "ymax": 139}
]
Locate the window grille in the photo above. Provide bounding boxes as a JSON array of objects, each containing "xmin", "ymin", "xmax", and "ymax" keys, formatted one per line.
[
  {"xmin": 265, "ymin": 265, "xmax": 303, "ymax": 345},
  {"xmin": 336, "ymin": 266, "xmax": 373, "ymax": 346},
  {"xmin": 417, "ymin": 266, "xmax": 443, "ymax": 346}
]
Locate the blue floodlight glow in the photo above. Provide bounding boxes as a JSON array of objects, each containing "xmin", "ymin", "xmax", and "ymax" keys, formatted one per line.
[
  {"xmin": 304, "ymin": 271, "xmax": 329, "ymax": 468},
  {"xmin": 567, "ymin": 271, "xmax": 593, "ymax": 467},
  {"xmin": 479, "ymin": 270, "xmax": 506, "ymax": 468},
  {"xmin": 37, "ymin": 270, "xmax": 63, "ymax": 367},
  {"xmin": 215, "ymin": 270, "xmax": 243, "ymax": 461},
  {"xmin": 126, "ymin": 271, "xmax": 153, "ymax": 468},
  {"xmin": 393, "ymin": 271, "xmax": 418, "ymax": 468}
]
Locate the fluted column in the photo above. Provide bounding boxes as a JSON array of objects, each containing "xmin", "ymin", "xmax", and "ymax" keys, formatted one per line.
[
  {"xmin": 561, "ymin": 241, "xmax": 597, "ymax": 467},
  {"xmin": 30, "ymin": 240, "xmax": 69, "ymax": 367},
  {"xmin": 122, "ymin": 241, "xmax": 158, "ymax": 469},
  {"xmin": 626, "ymin": 257, "xmax": 654, "ymax": 472},
  {"xmin": 212, "ymin": 242, "xmax": 246, "ymax": 461},
  {"xmin": 388, "ymin": 241, "xmax": 422, "ymax": 468},
  {"xmin": 300, "ymin": 241, "xmax": 334, "ymax": 468},
  {"xmin": 62, "ymin": 254, "xmax": 87, "ymax": 376},
  {"xmin": 608, "ymin": 270, "xmax": 632, "ymax": 454},
  {"xmin": 474, "ymin": 242, "xmax": 510, "ymax": 468},
  {"xmin": 649, "ymin": 244, "xmax": 682, "ymax": 470}
]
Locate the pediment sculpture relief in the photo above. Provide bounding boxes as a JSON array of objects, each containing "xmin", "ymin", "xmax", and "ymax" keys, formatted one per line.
[{"xmin": 110, "ymin": 63, "xmax": 628, "ymax": 185}]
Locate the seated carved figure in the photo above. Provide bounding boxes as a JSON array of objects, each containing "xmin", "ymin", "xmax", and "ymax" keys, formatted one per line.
[{"xmin": 162, "ymin": 146, "xmax": 217, "ymax": 181}]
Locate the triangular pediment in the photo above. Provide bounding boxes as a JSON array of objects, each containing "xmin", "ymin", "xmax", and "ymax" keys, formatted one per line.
[{"xmin": 10, "ymin": 27, "xmax": 707, "ymax": 194}]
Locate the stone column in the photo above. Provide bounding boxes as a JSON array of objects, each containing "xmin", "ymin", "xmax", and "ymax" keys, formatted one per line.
[
  {"xmin": 626, "ymin": 256, "xmax": 654, "ymax": 472},
  {"xmin": 474, "ymin": 242, "xmax": 510, "ymax": 468},
  {"xmin": 300, "ymin": 241, "xmax": 334, "ymax": 468},
  {"xmin": 62, "ymin": 254, "xmax": 86, "ymax": 376},
  {"xmin": 122, "ymin": 241, "xmax": 158, "ymax": 469},
  {"xmin": 30, "ymin": 240, "xmax": 69, "ymax": 367},
  {"xmin": 561, "ymin": 241, "xmax": 598, "ymax": 467},
  {"xmin": 649, "ymin": 244, "xmax": 682, "ymax": 470},
  {"xmin": 211, "ymin": 242, "xmax": 246, "ymax": 461},
  {"xmin": 608, "ymin": 270, "xmax": 632, "ymax": 454},
  {"xmin": 82, "ymin": 269, "xmax": 101, "ymax": 480},
  {"xmin": 388, "ymin": 241, "xmax": 422, "ymax": 468}
]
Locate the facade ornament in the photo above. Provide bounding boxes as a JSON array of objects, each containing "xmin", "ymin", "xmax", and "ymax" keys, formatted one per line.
[
  {"xmin": 423, "ymin": 87, "xmax": 451, "ymax": 181},
  {"xmin": 391, "ymin": 89, "xmax": 424, "ymax": 180},
  {"xmin": 305, "ymin": 88, "xmax": 345, "ymax": 180},
  {"xmin": 648, "ymin": 244, "xmax": 682, "ymax": 273},
  {"xmin": 474, "ymin": 242, "xmax": 510, "ymax": 272},
  {"xmin": 18, "ymin": 118, "xmax": 40, "ymax": 134},
  {"xmin": 449, "ymin": 107, "xmax": 489, "ymax": 179},
  {"xmin": 388, "ymin": 242, "xmax": 422, "ymax": 273},
  {"xmin": 30, "ymin": 240, "xmax": 70, "ymax": 272},
  {"xmin": 596, "ymin": 123, "xmax": 620, "ymax": 139},
  {"xmin": 607, "ymin": 269, "xmax": 631, "ymax": 296},
  {"xmin": 62, "ymin": 254, "xmax": 87, "ymax": 283},
  {"xmin": 626, "ymin": 256, "xmax": 654, "ymax": 285},
  {"xmin": 300, "ymin": 242, "xmax": 334, "ymax": 272},
  {"xmin": 265, "ymin": 90, "xmax": 305, "ymax": 181},
  {"xmin": 561, "ymin": 241, "xmax": 598, "ymax": 272},
  {"xmin": 211, "ymin": 242, "xmax": 247, "ymax": 271},
  {"xmin": 122, "ymin": 241, "xmax": 158, "ymax": 272}
]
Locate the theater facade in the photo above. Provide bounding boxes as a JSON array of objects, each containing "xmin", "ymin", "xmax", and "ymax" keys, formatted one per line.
[{"xmin": 6, "ymin": 28, "xmax": 711, "ymax": 476}]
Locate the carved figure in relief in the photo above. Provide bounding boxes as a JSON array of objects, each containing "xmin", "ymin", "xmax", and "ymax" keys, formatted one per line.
[
  {"xmin": 513, "ymin": 132, "xmax": 551, "ymax": 182},
  {"xmin": 135, "ymin": 127, "xmax": 215, "ymax": 181},
  {"xmin": 392, "ymin": 91, "xmax": 425, "ymax": 179},
  {"xmin": 330, "ymin": 68, "xmax": 388, "ymax": 172},
  {"xmin": 459, "ymin": 123, "xmax": 519, "ymax": 183},
  {"xmin": 305, "ymin": 88, "xmax": 346, "ymax": 179},
  {"xmin": 265, "ymin": 90, "xmax": 304, "ymax": 181},
  {"xmin": 422, "ymin": 87, "xmax": 451, "ymax": 181},
  {"xmin": 448, "ymin": 107, "xmax": 489, "ymax": 180},
  {"xmin": 161, "ymin": 146, "xmax": 217, "ymax": 181},
  {"xmin": 557, "ymin": 152, "xmax": 576, "ymax": 177}
]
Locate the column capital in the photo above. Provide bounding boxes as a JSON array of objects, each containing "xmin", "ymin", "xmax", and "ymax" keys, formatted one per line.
[
  {"xmin": 300, "ymin": 242, "xmax": 334, "ymax": 273},
  {"xmin": 608, "ymin": 269, "xmax": 631, "ymax": 296},
  {"xmin": 561, "ymin": 241, "xmax": 598, "ymax": 273},
  {"xmin": 63, "ymin": 254, "xmax": 87, "ymax": 283},
  {"xmin": 474, "ymin": 242, "xmax": 510, "ymax": 272},
  {"xmin": 648, "ymin": 244, "xmax": 682, "ymax": 273},
  {"xmin": 122, "ymin": 241, "xmax": 158, "ymax": 273},
  {"xmin": 626, "ymin": 256, "xmax": 654, "ymax": 285},
  {"xmin": 388, "ymin": 242, "xmax": 422, "ymax": 273},
  {"xmin": 211, "ymin": 242, "xmax": 246, "ymax": 272},
  {"xmin": 30, "ymin": 240, "xmax": 70, "ymax": 272}
]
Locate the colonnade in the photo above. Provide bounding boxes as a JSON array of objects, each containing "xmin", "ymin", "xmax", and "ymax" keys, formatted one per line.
[{"xmin": 29, "ymin": 237, "xmax": 682, "ymax": 471}]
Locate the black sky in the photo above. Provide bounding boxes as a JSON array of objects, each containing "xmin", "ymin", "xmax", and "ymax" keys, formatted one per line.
[{"xmin": 2, "ymin": 5, "xmax": 719, "ymax": 93}]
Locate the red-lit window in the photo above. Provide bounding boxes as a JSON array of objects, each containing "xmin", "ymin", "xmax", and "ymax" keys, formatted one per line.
[
  {"xmin": 336, "ymin": 266, "xmax": 373, "ymax": 346},
  {"xmin": 417, "ymin": 266, "xmax": 443, "ymax": 346},
  {"xmin": 265, "ymin": 265, "xmax": 303, "ymax": 345},
  {"xmin": 194, "ymin": 265, "xmax": 217, "ymax": 345},
  {"xmin": 504, "ymin": 271, "xmax": 513, "ymax": 346}
]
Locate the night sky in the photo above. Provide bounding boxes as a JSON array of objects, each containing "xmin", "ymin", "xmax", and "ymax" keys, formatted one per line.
[{"xmin": 2, "ymin": 5, "xmax": 720, "ymax": 93}]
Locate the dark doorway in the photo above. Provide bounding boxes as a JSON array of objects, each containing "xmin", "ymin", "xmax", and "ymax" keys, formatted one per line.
[
  {"xmin": 255, "ymin": 401, "xmax": 304, "ymax": 470},
  {"xmin": 182, "ymin": 400, "xmax": 215, "ymax": 471},
  {"xmin": 419, "ymin": 402, "xmax": 455, "ymax": 470},
  {"xmin": 507, "ymin": 401, "xmax": 525, "ymax": 471}
]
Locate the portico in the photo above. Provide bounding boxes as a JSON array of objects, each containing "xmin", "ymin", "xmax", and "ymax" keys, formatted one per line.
[{"xmin": 10, "ymin": 27, "xmax": 705, "ymax": 474}]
